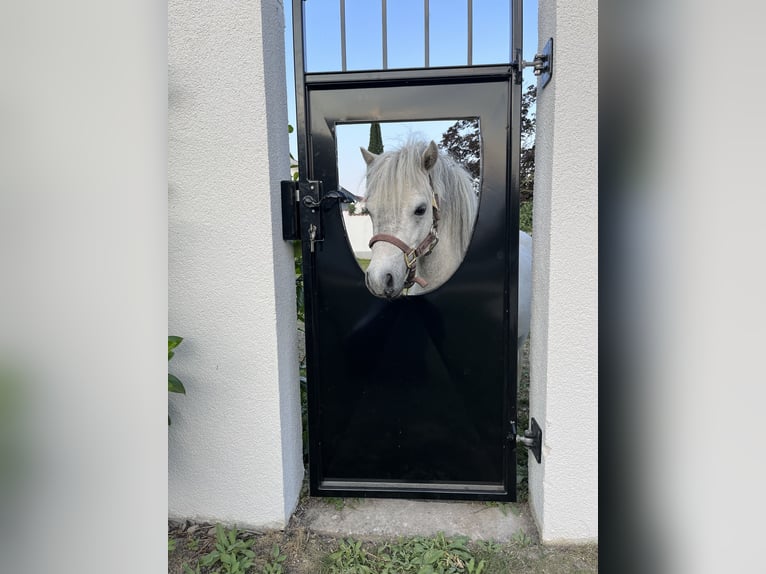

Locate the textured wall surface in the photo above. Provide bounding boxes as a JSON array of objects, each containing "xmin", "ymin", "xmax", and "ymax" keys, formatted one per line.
[
  {"xmin": 168, "ymin": 0, "xmax": 303, "ymax": 527},
  {"xmin": 528, "ymin": 0, "xmax": 599, "ymax": 543}
]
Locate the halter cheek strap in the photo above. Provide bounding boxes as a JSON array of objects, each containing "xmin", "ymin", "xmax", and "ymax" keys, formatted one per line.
[{"xmin": 368, "ymin": 190, "xmax": 440, "ymax": 290}]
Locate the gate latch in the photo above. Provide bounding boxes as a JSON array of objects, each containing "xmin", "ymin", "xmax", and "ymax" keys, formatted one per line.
[
  {"xmin": 302, "ymin": 185, "xmax": 357, "ymax": 209},
  {"xmin": 510, "ymin": 418, "xmax": 542, "ymax": 463},
  {"xmin": 281, "ymin": 180, "xmax": 357, "ymax": 241}
]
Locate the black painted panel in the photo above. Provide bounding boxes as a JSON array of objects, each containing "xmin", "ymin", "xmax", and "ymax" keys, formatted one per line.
[{"xmin": 301, "ymin": 80, "xmax": 519, "ymax": 500}]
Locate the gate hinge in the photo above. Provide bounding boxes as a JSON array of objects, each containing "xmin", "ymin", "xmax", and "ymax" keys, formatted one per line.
[
  {"xmin": 511, "ymin": 37, "xmax": 553, "ymax": 88},
  {"xmin": 510, "ymin": 418, "xmax": 542, "ymax": 463}
]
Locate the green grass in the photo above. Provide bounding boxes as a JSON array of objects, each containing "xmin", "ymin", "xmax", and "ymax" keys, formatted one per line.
[{"xmin": 357, "ymin": 258, "xmax": 371, "ymax": 271}]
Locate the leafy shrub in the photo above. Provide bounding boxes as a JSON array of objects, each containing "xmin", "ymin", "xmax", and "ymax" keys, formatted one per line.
[
  {"xmin": 519, "ymin": 201, "xmax": 533, "ymax": 234},
  {"xmin": 168, "ymin": 336, "xmax": 186, "ymax": 425}
]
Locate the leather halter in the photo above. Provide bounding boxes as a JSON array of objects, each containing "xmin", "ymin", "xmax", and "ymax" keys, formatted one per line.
[{"xmin": 368, "ymin": 183, "xmax": 440, "ymax": 290}]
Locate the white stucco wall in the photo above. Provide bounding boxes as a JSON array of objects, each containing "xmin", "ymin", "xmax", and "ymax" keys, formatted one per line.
[
  {"xmin": 528, "ymin": 0, "xmax": 599, "ymax": 542},
  {"xmin": 168, "ymin": 0, "xmax": 303, "ymax": 528},
  {"xmin": 341, "ymin": 211, "xmax": 374, "ymax": 258}
]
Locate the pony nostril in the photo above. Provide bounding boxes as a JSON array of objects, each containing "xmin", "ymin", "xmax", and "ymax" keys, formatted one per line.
[{"xmin": 385, "ymin": 273, "xmax": 394, "ymax": 289}]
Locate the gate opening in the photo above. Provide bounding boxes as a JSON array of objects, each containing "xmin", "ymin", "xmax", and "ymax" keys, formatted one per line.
[{"xmin": 336, "ymin": 119, "xmax": 482, "ymax": 291}]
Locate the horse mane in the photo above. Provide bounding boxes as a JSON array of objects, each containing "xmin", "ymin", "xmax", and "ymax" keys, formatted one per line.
[{"xmin": 364, "ymin": 139, "xmax": 478, "ymax": 256}]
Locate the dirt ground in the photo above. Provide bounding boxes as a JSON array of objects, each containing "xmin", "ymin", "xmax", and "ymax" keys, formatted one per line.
[{"xmin": 169, "ymin": 497, "xmax": 598, "ymax": 574}]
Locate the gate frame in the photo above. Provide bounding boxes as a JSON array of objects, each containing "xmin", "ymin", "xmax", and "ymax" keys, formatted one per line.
[{"xmin": 290, "ymin": 0, "xmax": 525, "ymax": 502}]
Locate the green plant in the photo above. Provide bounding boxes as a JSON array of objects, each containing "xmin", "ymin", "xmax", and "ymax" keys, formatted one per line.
[
  {"xmin": 325, "ymin": 533, "xmax": 485, "ymax": 574},
  {"xmin": 483, "ymin": 501, "xmax": 510, "ymax": 516},
  {"xmin": 168, "ymin": 335, "xmax": 186, "ymax": 425},
  {"xmin": 288, "ymin": 124, "xmax": 299, "ymax": 181},
  {"xmin": 294, "ymin": 244, "xmax": 305, "ymax": 324},
  {"xmin": 475, "ymin": 540, "xmax": 501, "ymax": 553},
  {"xmin": 511, "ymin": 530, "xmax": 533, "ymax": 548},
  {"xmin": 515, "ymin": 339, "xmax": 531, "ymax": 502},
  {"xmin": 168, "ymin": 537, "xmax": 177, "ymax": 552},
  {"xmin": 295, "ymin": 241, "xmax": 309, "ymax": 464},
  {"xmin": 263, "ymin": 544, "xmax": 287, "ymax": 574},
  {"xmin": 186, "ymin": 537, "xmax": 200, "ymax": 551},
  {"xmin": 519, "ymin": 201, "xmax": 533, "ymax": 234},
  {"xmin": 325, "ymin": 538, "xmax": 372, "ymax": 572},
  {"xmin": 368, "ymin": 122, "xmax": 384, "ymax": 154},
  {"xmin": 324, "ymin": 497, "xmax": 346, "ymax": 511},
  {"xmin": 465, "ymin": 556, "xmax": 487, "ymax": 574},
  {"xmin": 192, "ymin": 524, "xmax": 255, "ymax": 574}
]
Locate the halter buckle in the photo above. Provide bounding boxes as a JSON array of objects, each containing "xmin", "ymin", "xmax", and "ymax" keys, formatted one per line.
[{"xmin": 403, "ymin": 249, "xmax": 418, "ymax": 269}]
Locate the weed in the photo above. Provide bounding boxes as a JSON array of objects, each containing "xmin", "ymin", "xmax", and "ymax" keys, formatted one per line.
[
  {"xmin": 465, "ymin": 556, "xmax": 487, "ymax": 574},
  {"xmin": 169, "ymin": 537, "xmax": 177, "ymax": 552},
  {"xmin": 186, "ymin": 537, "xmax": 200, "ymax": 551},
  {"xmin": 511, "ymin": 530, "xmax": 533, "ymax": 548},
  {"xmin": 325, "ymin": 497, "xmax": 346, "ymax": 511},
  {"xmin": 324, "ymin": 532, "xmax": 486, "ymax": 573},
  {"xmin": 263, "ymin": 543, "xmax": 287, "ymax": 574},
  {"xmin": 483, "ymin": 501, "xmax": 510, "ymax": 516},
  {"xmin": 325, "ymin": 538, "xmax": 370, "ymax": 572},
  {"xmin": 189, "ymin": 524, "xmax": 255, "ymax": 574},
  {"xmin": 476, "ymin": 540, "xmax": 501, "ymax": 553}
]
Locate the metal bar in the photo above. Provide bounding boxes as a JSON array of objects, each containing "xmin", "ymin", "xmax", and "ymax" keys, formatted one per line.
[
  {"xmin": 304, "ymin": 65, "xmax": 513, "ymax": 87},
  {"xmin": 290, "ymin": 0, "xmax": 325, "ymax": 493},
  {"xmin": 512, "ymin": 0, "xmax": 521, "ymax": 65},
  {"xmin": 340, "ymin": 0, "xmax": 347, "ymax": 71},
  {"xmin": 320, "ymin": 480, "xmax": 505, "ymax": 493},
  {"xmin": 424, "ymin": 0, "xmax": 429, "ymax": 67},
  {"xmin": 467, "ymin": 0, "xmax": 473, "ymax": 65},
  {"xmin": 503, "ymin": 0, "xmax": 524, "ymax": 499},
  {"xmin": 291, "ymin": 0, "xmax": 309, "ymax": 183},
  {"xmin": 382, "ymin": 0, "xmax": 388, "ymax": 69}
]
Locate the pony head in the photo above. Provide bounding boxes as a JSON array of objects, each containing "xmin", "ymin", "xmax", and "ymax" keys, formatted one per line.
[{"xmin": 362, "ymin": 140, "xmax": 441, "ymax": 299}]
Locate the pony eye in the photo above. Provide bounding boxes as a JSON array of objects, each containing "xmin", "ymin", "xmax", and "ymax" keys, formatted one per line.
[{"xmin": 414, "ymin": 204, "xmax": 427, "ymax": 216}]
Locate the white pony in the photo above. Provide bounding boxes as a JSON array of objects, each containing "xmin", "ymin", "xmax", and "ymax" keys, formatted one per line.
[{"xmin": 361, "ymin": 140, "xmax": 532, "ymax": 349}]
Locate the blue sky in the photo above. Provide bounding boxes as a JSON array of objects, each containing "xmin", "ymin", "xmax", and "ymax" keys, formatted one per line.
[{"xmin": 284, "ymin": 0, "xmax": 539, "ymax": 195}]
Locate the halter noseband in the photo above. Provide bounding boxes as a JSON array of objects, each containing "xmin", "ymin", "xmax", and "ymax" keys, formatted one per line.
[{"xmin": 368, "ymin": 182, "xmax": 440, "ymax": 290}]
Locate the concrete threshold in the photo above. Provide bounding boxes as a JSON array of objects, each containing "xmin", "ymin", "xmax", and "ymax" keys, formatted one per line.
[{"xmin": 297, "ymin": 497, "xmax": 537, "ymax": 542}]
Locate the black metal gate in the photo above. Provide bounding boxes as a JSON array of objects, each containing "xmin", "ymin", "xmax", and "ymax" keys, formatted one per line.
[{"xmin": 287, "ymin": 0, "xmax": 524, "ymax": 501}]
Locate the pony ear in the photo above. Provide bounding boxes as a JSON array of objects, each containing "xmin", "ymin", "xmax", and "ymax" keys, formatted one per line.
[
  {"xmin": 422, "ymin": 141, "xmax": 439, "ymax": 171},
  {"xmin": 360, "ymin": 147, "xmax": 378, "ymax": 166}
]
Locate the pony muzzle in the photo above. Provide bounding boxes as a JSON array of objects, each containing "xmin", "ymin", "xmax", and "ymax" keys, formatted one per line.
[{"xmin": 365, "ymin": 265, "xmax": 406, "ymax": 299}]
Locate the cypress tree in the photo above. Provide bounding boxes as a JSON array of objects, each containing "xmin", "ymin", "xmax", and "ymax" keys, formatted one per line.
[{"xmin": 367, "ymin": 122, "xmax": 384, "ymax": 154}]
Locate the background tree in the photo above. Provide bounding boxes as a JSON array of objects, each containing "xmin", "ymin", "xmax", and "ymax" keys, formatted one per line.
[
  {"xmin": 439, "ymin": 85, "xmax": 537, "ymax": 232},
  {"xmin": 368, "ymin": 122, "xmax": 384, "ymax": 154},
  {"xmin": 439, "ymin": 119, "xmax": 480, "ymax": 179},
  {"xmin": 519, "ymin": 85, "xmax": 536, "ymax": 202}
]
